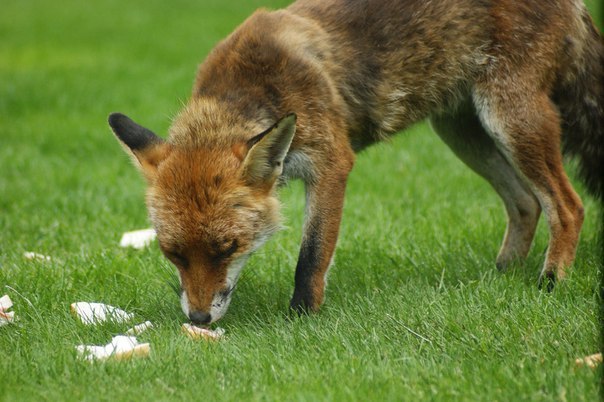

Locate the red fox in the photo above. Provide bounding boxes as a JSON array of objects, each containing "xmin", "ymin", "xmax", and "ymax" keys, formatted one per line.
[{"xmin": 109, "ymin": 0, "xmax": 603, "ymax": 324}]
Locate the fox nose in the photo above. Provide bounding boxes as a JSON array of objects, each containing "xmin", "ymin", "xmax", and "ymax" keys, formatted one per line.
[{"xmin": 189, "ymin": 310, "xmax": 212, "ymax": 325}]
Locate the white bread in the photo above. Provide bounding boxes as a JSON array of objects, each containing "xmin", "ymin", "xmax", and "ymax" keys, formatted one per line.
[
  {"xmin": 119, "ymin": 229, "xmax": 157, "ymax": 249},
  {"xmin": 182, "ymin": 323, "xmax": 225, "ymax": 341}
]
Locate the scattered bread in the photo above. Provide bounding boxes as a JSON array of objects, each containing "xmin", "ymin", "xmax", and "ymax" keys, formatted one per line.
[
  {"xmin": 76, "ymin": 335, "xmax": 150, "ymax": 362},
  {"xmin": 0, "ymin": 310, "xmax": 14, "ymax": 319},
  {"xmin": 575, "ymin": 353, "xmax": 602, "ymax": 369},
  {"xmin": 182, "ymin": 323, "xmax": 225, "ymax": 341},
  {"xmin": 23, "ymin": 251, "xmax": 52, "ymax": 261},
  {"xmin": 0, "ymin": 295, "xmax": 12, "ymax": 310},
  {"xmin": 70, "ymin": 302, "xmax": 134, "ymax": 325},
  {"xmin": 0, "ymin": 295, "xmax": 15, "ymax": 326},
  {"xmin": 0, "ymin": 310, "xmax": 15, "ymax": 325},
  {"xmin": 119, "ymin": 229, "xmax": 157, "ymax": 249},
  {"xmin": 126, "ymin": 321, "xmax": 154, "ymax": 335},
  {"xmin": 111, "ymin": 342, "xmax": 150, "ymax": 361}
]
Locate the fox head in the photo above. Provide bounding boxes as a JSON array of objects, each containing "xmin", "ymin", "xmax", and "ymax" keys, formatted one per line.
[{"xmin": 108, "ymin": 110, "xmax": 296, "ymax": 324}]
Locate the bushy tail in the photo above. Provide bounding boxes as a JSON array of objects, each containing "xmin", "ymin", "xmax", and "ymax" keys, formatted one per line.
[{"xmin": 556, "ymin": 10, "xmax": 604, "ymax": 201}]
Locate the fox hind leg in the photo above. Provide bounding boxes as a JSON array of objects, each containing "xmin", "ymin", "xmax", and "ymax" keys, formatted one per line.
[
  {"xmin": 430, "ymin": 101, "xmax": 541, "ymax": 271},
  {"xmin": 472, "ymin": 85, "xmax": 584, "ymax": 289}
]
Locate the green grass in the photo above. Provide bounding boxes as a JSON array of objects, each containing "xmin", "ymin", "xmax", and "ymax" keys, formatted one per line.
[{"xmin": 1, "ymin": 1, "xmax": 602, "ymax": 401}]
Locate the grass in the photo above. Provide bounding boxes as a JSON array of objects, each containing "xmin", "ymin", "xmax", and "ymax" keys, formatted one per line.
[{"xmin": 0, "ymin": 0, "xmax": 602, "ymax": 401}]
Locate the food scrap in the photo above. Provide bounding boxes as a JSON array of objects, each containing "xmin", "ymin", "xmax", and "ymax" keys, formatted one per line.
[
  {"xmin": 182, "ymin": 323, "xmax": 225, "ymax": 341},
  {"xmin": 575, "ymin": 352, "xmax": 602, "ymax": 369},
  {"xmin": 70, "ymin": 302, "xmax": 134, "ymax": 325},
  {"xmin": 119, "ymin": 229, "xmax": 157, "ymax": 249},
  {"xmin": 0, "ymin": 295, "xmax": 15, "ymax": 326},
  {"xmin": 23, "ymin": 252, "xmax": 52, "ymax": 262},
  {"xmin": 126, "ymin": 321, "xmax": 154, "ymax": 335},
  {"xmin": 76, "ymin": 335, "xmax": 150, "ymax": 362}
]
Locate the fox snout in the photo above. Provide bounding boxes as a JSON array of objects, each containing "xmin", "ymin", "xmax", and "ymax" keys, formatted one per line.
[
  {"xmin": 180, "ymin": 277, "xmax": 234, "ymax": 324},
  {"xmin": 188, "ymin": 310, "xmax": 212, "ymax": 325},
  {"xmin": 187, "ymin": 290, "xmax": 232, "ymax": 325},
  {"xmin": 178, "ymin": 261, "xmax": 245, "ymax": 323}
]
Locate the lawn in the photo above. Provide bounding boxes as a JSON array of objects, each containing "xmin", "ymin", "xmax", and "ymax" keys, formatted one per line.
[{"xmin": 0, "ymin": 1, "xmax": 602, "ymax": 401}]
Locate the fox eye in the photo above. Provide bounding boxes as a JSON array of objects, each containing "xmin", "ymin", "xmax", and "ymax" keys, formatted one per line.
[
  {"xmin": 165, "ymin": 251, "xmax": 189, "ymax": 269},
  {"xmin": 211, "ymin": 239, "xmax": 238, "ymax": 262},
  {"xmin": 222, "ymin": 240, "xmax": 238, "ymax": 258}
]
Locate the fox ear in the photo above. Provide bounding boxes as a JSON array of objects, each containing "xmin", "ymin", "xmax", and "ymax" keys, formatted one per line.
[
  {"xmin": 242, "ymin": 113, "xmax": 296, "ymax": 186},
  {"xmin": 108, "ymin": 113, "xmax": 169, "ymax": 181}
]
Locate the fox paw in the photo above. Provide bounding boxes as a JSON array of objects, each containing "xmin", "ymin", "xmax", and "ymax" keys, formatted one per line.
[
  {"xmin": 538, "ymin": 271, "xmax": 556, "ymax": 292},
  {"xmin": 289, "ymin": 297, "xmax": 313, "ymax": 316},
  {"xmin": 289, "ymin": 291, "xmax": 322, "ymax": 315}
]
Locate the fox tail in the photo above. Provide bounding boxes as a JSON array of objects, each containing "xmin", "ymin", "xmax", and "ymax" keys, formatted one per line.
[{"xmin": 555, "ymin": 9, "xmax": 604, "ymax": 201}]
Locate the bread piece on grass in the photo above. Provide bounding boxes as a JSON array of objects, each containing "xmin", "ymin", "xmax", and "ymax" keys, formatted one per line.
[
  {"xmin": 126, "ymin": 321, "xmax": 154, "ymax": 335},
  {"xmin": 70, "ymin": 302, "xmax": 134, "ymax": 325},
  {"xmin": 76, "ymin": 336, "xmax": 150, "ymax": 362},
  {"xmin": 23, "ymin": 252, "xmax": 52, "ymax": 262},
  {"xmin": 575, "ymin": 353, "xmax": 603, "ymax": 368},
  {"xmin": 119, "ymin": 229, "xmax": 157, "ymax": 249},
  {"xmin": 0, "ymin": 295, "xmax": 12, "ymax": 310},
  {"xmin": 182, "ymin": 323, "xmax": 225, "ymax": 341},
  {"xmin": 0, "ymin": 295, "xmax": 15, "ymax": 326}
]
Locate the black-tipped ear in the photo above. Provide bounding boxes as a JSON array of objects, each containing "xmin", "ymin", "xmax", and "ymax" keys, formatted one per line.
[
  {"xmin": 108, "ymin": 113, "xmax": 169, "ymax": 180},
  {"xmin": 108, "ymin": 113, "xmax": 163, "ymax": 151},
  {"xmin": 242, "ymin": 113, "xmax": 297, "ymax": 185}
]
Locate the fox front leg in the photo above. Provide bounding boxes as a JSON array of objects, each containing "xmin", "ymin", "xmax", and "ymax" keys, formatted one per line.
[{"xmin": 290, "ymin": 157, "xmax": 353, "ymax": 313}]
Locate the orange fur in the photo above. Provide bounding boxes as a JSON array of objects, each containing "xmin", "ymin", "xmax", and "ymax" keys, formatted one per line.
[{"xmin": 109, "ymin": 0, "xmax": 603, "ymax": 322}]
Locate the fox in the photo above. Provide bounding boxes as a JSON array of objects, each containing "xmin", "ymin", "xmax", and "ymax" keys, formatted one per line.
[{"xmin": 108, "ymin": 0, "xmax": 603, "ymax": 325}]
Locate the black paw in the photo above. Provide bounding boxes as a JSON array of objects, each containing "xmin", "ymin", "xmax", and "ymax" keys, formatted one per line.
[
  {"xmin": 538, "ymin": 271, "xmax": 556, "ymax": 292},
  {"xmin": 289, "ymin": 287, "xmax": 320, "ymax": 316},
  {"xmin": 289, "ymin": 296, "xmax": 312, "ymax": 316}
]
